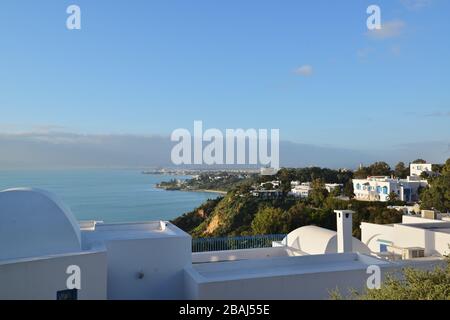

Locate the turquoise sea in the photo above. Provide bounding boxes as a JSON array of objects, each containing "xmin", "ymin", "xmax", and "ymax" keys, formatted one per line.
[{"xmin": 0, "ymin": 169, "xmax": 219, "ymax": 223}]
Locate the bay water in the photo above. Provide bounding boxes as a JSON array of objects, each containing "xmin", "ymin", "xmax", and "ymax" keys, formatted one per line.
[{"xmin": 0, "ymin": 169, "xmax": 219, "ymax": 223}]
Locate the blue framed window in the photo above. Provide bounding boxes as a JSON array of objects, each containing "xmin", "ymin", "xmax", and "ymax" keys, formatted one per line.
[{"xmin": 380, "ymin": 244, "xmax": 388, "ymax": 252}]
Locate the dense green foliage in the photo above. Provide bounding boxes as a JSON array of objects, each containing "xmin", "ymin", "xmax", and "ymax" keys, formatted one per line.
[
  {"xmin": 420, "ymin": 158, "xmax": 450, "ymax": 212},
  {"xmin": 251, "ymin": 207, "xmax": 289, "ymax": 234},
  {"xmin": 354, "ymin": 161, "xmax": 392, "ymax": 179},
  {"xmin": 394, "ymin": 162, "xmax": 409, "ymax": 179},
  {"xmin": 172, "ymin": 189, "xmax": 402, "ymax": 239},
  {"xmin": 269, "ymin": 167, "xmax": 354, "ymax": 185},
  {"xmin": 334, "ymin": 261, "xmax": 450, "ymax": 300}
]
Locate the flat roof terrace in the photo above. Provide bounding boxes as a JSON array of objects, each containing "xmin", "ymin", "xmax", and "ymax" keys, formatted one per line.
[
  {"xmin": 188, "ymin": 253, "xmax": 390, "ymax": 283},
  {"xmin": 81, "ymin": 221, "xmax": 190, "ymax": 249},
  {"xmin": 192, "ymin": 246, "xmax": 307, "ymax": 264}
]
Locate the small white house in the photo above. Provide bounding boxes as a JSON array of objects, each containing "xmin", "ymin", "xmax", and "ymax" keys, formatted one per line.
[
  {"xmin": 290, "ymin": 182, "xmax": 342, "ymax": 198},
  {"xmin": 353, "ymin": 176, "xmax": 427, "ymax": 202},
  {"xmin": 410, "ymin": 163, "xmax": 433, "ymax": 177},
  {"xmin": 290, "ymin": 182, "xmax": 311, "ymax": 198}
]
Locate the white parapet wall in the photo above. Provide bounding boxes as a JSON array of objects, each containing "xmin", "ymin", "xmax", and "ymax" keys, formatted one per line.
[
  {"xmin": 184, "ymin": 253, "xmax": 394, "ymax": 300},
  {"xmin": 82, "ymin": 221, "xmax": 192, "ymax": 300},
  {"xmin": 192, "ymin": 247, "xmax": 305, "ymax": 264},
  {"xmin": 0, "ymin": 250, "xmax": 107, "ymax": 300}
]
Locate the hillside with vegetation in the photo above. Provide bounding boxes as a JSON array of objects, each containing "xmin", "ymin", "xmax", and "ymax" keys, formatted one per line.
[{"xmin": 172, "ymin": 159, "xmax": 450, "ymax": 239}]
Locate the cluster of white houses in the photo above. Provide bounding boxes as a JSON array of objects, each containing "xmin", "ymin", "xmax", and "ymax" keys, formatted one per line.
[
  {"xmin": 1, "ymin": 187, "xmax": 449, "ymax": 300},
  {"xmin": 290, "ymin": 182, "xmax": 342, "ymax": 198},
  {"xmin": 352, "ymin": 163, "xmax": 431, "ymax": 203},
  {"xmin": 252, "ymin": 163, "xmax": 434, "ymax": 204},
  {"xmin": 251, "ymin": 180, "xmax": 342, "ymax": 199}
]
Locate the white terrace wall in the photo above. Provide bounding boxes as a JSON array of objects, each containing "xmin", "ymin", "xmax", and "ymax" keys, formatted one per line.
[
  {"xmin": 360, "ymin": 223, "xmax": 395, "ymax": 253},
  {"xmin": 0, "ymin": 251, "xmax": 107, "ymax": 300},
  {"xmin": 105, "ymin": 235, "xmax": 192, "ymax": 300},
  {"xmin": 393, "ymin": 224, "xmax": 450, "ymax": 256}
]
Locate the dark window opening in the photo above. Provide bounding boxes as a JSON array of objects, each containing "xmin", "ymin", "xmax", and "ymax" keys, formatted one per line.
[{"xmin": 57, "ymin": 289, "xmax": 78, "ymax": 300}]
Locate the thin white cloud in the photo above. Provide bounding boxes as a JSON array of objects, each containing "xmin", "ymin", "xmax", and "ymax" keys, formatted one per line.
[
  {"xmin": 294, "ymin": 65, "xmax": 313, "ymax": 76},
  {"xmin": 0, "ymin": 123, "xmax": 67, "ymax": 135},
  {"xmin": 400, "ymin": 0, "xmax": 432, "ymax": 10},
  {"xmin": 425, "ymin": 111, "xmax": 450, "ymax": 117},
  {"xmin": 367, "ymin": 20, "xmax": 406, "ymax": 40}
]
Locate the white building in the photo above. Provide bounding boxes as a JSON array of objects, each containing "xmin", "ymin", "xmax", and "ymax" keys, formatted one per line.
[
  {"xmin": 388, "ymin": 204, "xmax": 421, "ymax": 215},
  {"xmin": 0, "ymin": 188, "xmax": 447, "ymax": 300},
  {"xmin": 361, "ymin": 214, "xmax": 450, "ymax": 259},
  {"xmin": 186, "ymin": 210, "xmax": 446, "ymax": 299},
  {"xmin": 260, "ymin": 180, "xmax": 281, "ymax": 189},
  {"xmin": 290, "ymin": 182, "xmax": 342, "ymax": 198},
  {"xmin": 325, "ymin": 183, "xmax": 343, "ymax": 193},
  {"xmin": 410, "ymin": 163, "xmax": 433, "ymax": 177},
  {"xmin": 290, "ymin": 182, "xmax": 311, "ymax": 198},
  {"xmin": 353, "ymin": 176, "xmax": 427, "ymax": 202},
  {"xmin": 0, "ymin": 188, "xmax": 191, "ymax": 300}
]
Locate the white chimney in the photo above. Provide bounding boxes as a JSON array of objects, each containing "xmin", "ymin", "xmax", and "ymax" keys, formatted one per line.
[{"xmin": 335, "ymin": 210, "xmax": 354, "ymax": 253}]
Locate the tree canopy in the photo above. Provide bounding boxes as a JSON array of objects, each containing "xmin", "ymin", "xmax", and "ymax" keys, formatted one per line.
[
  {"xmin": 354, "ymin": 162, "xmax": 391, "ymax": 179},
  {"xmin": 421, "ymin": 158, "xmax": 450, "ymax": 212},
  {"xmin": 358, "ymin": 262, "xmax": 450, "ymax": 300},
  {"xmin": 251, "ymin": 207, "xmax": 288, "ymax": 235}
]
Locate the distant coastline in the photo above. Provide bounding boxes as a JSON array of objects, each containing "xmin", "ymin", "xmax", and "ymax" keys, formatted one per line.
[
  {"xmin": 155, "ymin": 184, "xmax": 226, "ymax": 195},
  {"xmin": 183, "ymin": 189, "xmax": 227, "ymax": 195}
]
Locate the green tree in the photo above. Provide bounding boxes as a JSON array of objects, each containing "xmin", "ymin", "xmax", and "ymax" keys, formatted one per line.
[
  {"xmin": 387, "ymin": 191, "xmax": 399, "ymax": 203},
  {"xmin": 285, "ymin": 202, "xmax": 311, "ymax": 231},
  {"xmin": 412, "ymin": 159, "xmax": 427, "ymax": 164},
  {"xmin": 394, "ymin": 162, "xmax": 408, "ymax": 179},
  {"xmin": 309, "ymin": 179, "xmax": 329, "ymax": 207},
  {"xmin": 330, "ymin": 186, "xmax": 342, "ymax": 198},
  {"xmin": 420, "ymin": 171, "xmax": 431, "ymax": 180},
  {"xmin": 354, "ymin": 165, "xmax": 371, "ymax": 179},
  {"xmin": 251, "ymin": 207, "xmax": 288, "ymax": 235},
  {"xmin": 432, "ymin": 164, "xmax": 444, "ymax": 174},
  {"xmin": 343, "ymin": 181, "xmax": 355, "ymax": 199},
  {"xmin": 276, "ymin": 168, "xmax": 294, "ymax": 196},
  {"xmin": 355, "ymin": 162, "xmax": 392, "ymax": 179},
  {"xmin": 442, "ymin": 158, "xmax": 450, "ymax": 175},
  {"xmin": 262, "ymin": 182, "xmax": 274, "ymax": 190},
  {"xmin": 358, "ymin": 262, "xmax": 450, "ymax": 300},
  {"xmin": 420, "ymin": 158, "xmax": 450, "ymax": 212},
  {"xmin": 421, "ymin": 174, "xmax": 450, "ymax": 212},
  {"xmin": 369, "ymin": 162, "xmax": 392, "ymax": 176}
]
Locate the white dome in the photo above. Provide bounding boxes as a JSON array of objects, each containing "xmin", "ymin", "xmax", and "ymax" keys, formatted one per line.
[
  {"xmin": 284, "ymin": 225, "xmax": 370, "ymax": 255},
  {"xmin": 0, "ymin": 188, "xmax": 81, "ymax": 261}
]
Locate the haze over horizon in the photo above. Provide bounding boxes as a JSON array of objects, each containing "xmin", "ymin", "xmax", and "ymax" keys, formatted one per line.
[{"xmin": 0, "ymin": 129, "xmax": 447, "ymax": 170}]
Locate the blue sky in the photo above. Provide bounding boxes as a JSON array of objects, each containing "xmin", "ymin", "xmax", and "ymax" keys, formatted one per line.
[{"xmin": 0, "ymin": 0, "xmax": 449, "ymax": 153}]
